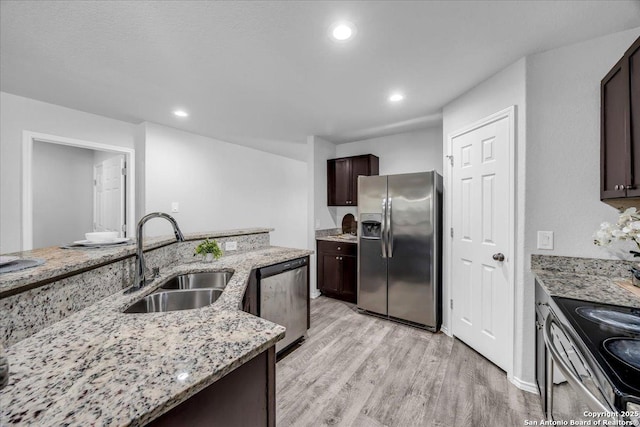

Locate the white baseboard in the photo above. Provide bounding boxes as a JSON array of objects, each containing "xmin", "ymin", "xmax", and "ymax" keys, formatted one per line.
[
  {"xmin": 310, "ymin": 289, "xmax": 321, "ymax": 299},
  {"xmin": 509, "ymin": 376, "xmax": 539, "ymax": 394},
  {"xmin": 440, "ymin": 325, "xmax": 451, "ymax": 336}
]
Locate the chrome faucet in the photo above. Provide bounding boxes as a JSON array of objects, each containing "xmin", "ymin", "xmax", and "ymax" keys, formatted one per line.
[{"xmin": 127, "ymin": 212, "xmax": 184, "ymax": 293}]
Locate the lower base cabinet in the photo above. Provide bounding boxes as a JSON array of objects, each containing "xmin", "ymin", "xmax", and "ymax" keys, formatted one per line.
[
  {"xmin": 317, "ymin": 240, "xmax": 357, "ymax": 303},
  {"xmin": 148, "ymin": 346, "xmax": 276, "ymax": 427}
]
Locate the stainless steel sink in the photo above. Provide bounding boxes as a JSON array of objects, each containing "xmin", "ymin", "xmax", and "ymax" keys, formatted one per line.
[
  {"xmin": 124, "ymin": 289, "xmax": 223, "ymax": 313},
  {"xmin": 160, "ymin": 271, "xmax": 233, "ymax": 290}
]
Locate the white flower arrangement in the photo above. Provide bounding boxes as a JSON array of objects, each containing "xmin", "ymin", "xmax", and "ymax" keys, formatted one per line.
[{"xmin": 593, "ymin": 207, "xmax": 640, "ymax": 258}]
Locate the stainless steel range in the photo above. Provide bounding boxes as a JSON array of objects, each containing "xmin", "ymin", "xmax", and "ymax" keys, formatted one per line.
[{"xmin": 544, "ymin": 297, "xmax": 640, "ymax": 424}]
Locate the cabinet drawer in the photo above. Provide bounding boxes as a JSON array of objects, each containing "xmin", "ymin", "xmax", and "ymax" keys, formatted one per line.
[{"xmin": 317, "ymin": 240, "xmax": 357, "ymax": 256}]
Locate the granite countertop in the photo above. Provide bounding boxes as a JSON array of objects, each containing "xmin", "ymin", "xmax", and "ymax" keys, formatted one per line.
[
  {"xmin": 1, "ymin": 246, "xmax": 312, "ymax": 426},
  {"xmin": 0, "ymin": 228, "xmax": 273, "ymax": 297},
  {"xmin": 531, "ymin": 255, "xmax": 640, "ymax": 308},
  {"xmin": 316, "ymin": 234, "xmax": 358, "ymax": 244}
]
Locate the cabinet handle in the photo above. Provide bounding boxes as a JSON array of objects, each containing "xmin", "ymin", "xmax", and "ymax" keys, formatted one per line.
[
  {"xmin": 336, "ymin": 256, "xmax": 339, "ymax": 260},
  {"xmin": 615, "ymin": 185, "xmax": 619, "ymax": 190},
  {"xmin": 337, "ymin": 247, "xmax": 341, "ymax": 250}
]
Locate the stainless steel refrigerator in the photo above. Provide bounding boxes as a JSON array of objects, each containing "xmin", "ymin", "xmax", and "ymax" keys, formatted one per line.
[{"xmin": 357, "ymin": 171, "xmax": 442, "ymax": 331}]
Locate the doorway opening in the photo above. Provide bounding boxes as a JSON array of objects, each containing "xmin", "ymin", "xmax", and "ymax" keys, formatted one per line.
[{"xmin": 22, "ymin": 131, "xmax": 135, "ymax": 250}]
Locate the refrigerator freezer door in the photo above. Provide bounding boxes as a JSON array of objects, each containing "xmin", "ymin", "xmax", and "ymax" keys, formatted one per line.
[
  {"xmin": 357, "ymin": 175, "xmax": 388, "ymax": 316},
  {"xmin": 387, "ymin": 172, "xmax": 437, "ymax": 327}
]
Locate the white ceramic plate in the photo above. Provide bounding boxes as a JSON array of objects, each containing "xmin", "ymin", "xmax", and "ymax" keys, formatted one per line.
[
  {"xmin": 0, "ymin": 256, "xmax": 20, "ymax": 266},
  {"xmin": 72, "ymin": 238, "xmax": 130, "ymax": 247}
]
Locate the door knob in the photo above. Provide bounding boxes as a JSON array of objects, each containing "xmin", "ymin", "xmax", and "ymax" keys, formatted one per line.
[{"xmin": 492, "ymin": 253, "xmax": 505, "ymax": 262}]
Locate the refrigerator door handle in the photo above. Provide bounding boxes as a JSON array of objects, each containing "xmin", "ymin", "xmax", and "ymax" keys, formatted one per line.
[
  {"xmin": 387, "ymin": 197, "xmax": 393, "ymax": 258},
  {"xmin": 381, "ymin": 198, "xmax": 387, "ymax": 258}
]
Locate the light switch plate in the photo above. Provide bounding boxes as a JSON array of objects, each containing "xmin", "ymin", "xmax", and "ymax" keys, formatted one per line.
[
  {"xmin": 225, "ymin": 241, "xmax": 237, "ymax": 251},
  {"xmin": 537, "ymin": 231, "xmax": 554, "ymax": 250},
  {"xmin": 171, "ymin": 202, "xmax": 179, "ymax": 213}
]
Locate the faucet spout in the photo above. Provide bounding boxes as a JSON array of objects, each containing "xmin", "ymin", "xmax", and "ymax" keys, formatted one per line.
[{"xmin": 127, "ymin": 212, "xmax": 184, "ymax": 293}]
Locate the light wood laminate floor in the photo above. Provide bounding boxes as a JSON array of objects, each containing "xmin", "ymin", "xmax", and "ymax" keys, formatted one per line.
[{"xmin": 276, "ymin": 296, "xmax": 543, "ymax": 427}]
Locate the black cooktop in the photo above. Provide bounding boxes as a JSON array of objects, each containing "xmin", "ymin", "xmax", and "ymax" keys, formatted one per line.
[{"xmin": 553, "ymin": 297, "xmax": 640, "ymax": 410}]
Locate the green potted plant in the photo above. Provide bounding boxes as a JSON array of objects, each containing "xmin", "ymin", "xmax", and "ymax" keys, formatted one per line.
[{"xmin": 194, "ymin": 239, "xmax": 223, "ymax": 262}]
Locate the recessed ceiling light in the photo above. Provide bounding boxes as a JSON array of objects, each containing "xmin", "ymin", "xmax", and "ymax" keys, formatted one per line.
[
  {"xmin": 389, "ymin": 93, "xmax": 404, "ymax": 103},
  {"xmin": 173, "ymin": 110, "xmax": 189, "ymax": 118},
  {"xmin": 330, "ymin": 22, "xmax": 356, "ymax": 41}
]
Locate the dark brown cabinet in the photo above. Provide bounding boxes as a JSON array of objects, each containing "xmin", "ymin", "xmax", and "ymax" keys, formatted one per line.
[
  {"xmin": 327, "ymin": 154, "xmax": 379, "ymax": 206},
  {"xmin": 317, "ymin": 240, "xmax": 357, "ymax": 303},
  {"xmin": 601, "ymin": 36, "xmax": 640, "ymax": 206}
]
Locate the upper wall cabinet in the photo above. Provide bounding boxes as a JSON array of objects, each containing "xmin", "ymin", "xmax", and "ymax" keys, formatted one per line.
[
  {"xmin": 327, "ymin": 154, "xmax": 379, "ymax": 206},
  {"xmin": 601, "ymin": 36, "xmax": 640, "ymax": 207}
]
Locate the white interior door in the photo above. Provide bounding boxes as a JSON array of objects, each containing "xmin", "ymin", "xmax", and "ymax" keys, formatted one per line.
[
  {"xmin": 93, "ymin": 155, "xmax": 125, "ymax": 236},
  {"xmin": 450, "ymin": 110, "xmax": 513, "ymax": 372}
]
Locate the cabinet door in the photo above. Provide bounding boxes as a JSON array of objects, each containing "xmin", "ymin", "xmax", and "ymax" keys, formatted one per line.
[
  {"xmin": 320, "ymin": 254, "xmax": 341, "ymax": 294},
  {"xmin": 601, "ymin": 56, "xmax": 630, "ymax": 199},
  {"xmin": 340, "ymin": 255, "xmax": 357, "ymax": 303},
  {"xmin": 628, "ymin": 37, "xmax": 640, "ymax": 197},
  {"xmin": 350, "ymin": 156, "xmax": 371, "ymax": 206},
  {"xmin": 328, "ymin": 158, "xmax": 351, "ymax": 206}
]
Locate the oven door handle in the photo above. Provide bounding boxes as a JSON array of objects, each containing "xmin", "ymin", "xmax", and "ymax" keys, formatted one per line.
[{"xmin": 543, "ymin": 313, "xmax": 611, "ymax": 414}]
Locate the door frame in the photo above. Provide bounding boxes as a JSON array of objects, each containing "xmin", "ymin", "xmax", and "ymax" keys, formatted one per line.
[
  {"xmin": 22, "ymin": 131, "xmax": 135, "ymax": 250},
  {"xmin": 445, "ymin": 106, "xmax": 516, "ymax": 380}
]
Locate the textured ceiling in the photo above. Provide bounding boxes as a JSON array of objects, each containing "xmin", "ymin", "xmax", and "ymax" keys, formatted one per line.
[{"xmin": 1, "ymin": 1, "xmax": 639, "ymax": 160}]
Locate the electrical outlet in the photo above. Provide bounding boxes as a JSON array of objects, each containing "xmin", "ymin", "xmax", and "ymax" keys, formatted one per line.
[
  {"xmin": 225, "ymin": 241, "xmax": 237, "ymax": 251},
  {"xmin": 171, "ymin": 202, "xmax": 179, "ymax": 213},
  {"xmin": 537, "ymin": 231, "xmax": 554, "ymax": 250}
]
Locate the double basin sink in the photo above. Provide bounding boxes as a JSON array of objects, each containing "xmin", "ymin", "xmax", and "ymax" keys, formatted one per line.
[{"xmin": 124, "ymin": 271, "xmax": 233, "ymax": 314}]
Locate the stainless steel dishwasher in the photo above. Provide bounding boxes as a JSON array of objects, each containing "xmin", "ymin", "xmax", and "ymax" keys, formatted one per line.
[{"xmin": 258, "ymin": 257, "xmax": 308, "ymax": 354}]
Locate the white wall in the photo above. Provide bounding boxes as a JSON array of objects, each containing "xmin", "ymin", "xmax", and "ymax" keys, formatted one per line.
[
  {"xmin": 143, "ymin": 123, "xmax": 307, "ymax": 249},
  {"xmin": 442, "ymin": 58, "xmax": 528, "ymax": 385},
  {"xmin": 306, "ymin": 135, "xmax": 337, "ymax": 296},
  {"xmin": 312, "ymin": 137, "xmax": 338, "ymax": 231},
  {"xmin": 526, "ymin": 27, "xmax": 640, "ymax": 261},
  {"xmin": 334, "ymin": 127, "xmax": 443, "ymax": 220},
  {"xmin": 32, "ymin": 141, "xmax": 94, "ymax": 247},
  {"xmin": 336, "ymin": 127, "xmax": 443, "ymax": 175},
  {"xmin": 0, "ymin": 92, "xmax": 139, "ymax": 253}
]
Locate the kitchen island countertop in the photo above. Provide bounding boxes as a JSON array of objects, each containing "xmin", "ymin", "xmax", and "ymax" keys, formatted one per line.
[
  {"xmin": 1, "ymin": 245, "xmax": 312, "ymax": 426},
  {"xmin": 316, "ymin": 235, "xmax": 358, "ymax": 244}
]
